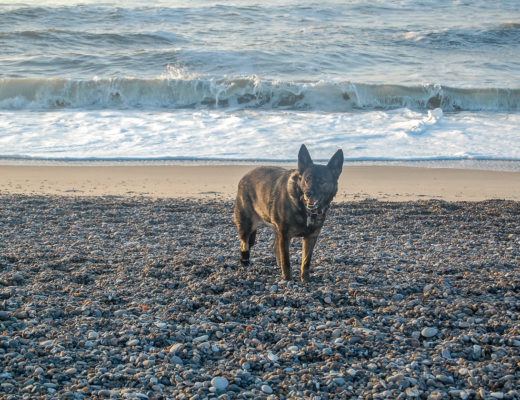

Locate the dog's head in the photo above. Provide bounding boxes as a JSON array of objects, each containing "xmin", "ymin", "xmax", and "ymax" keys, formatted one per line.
[{"xmin": 297, "ymin": 144, "xmax": 344, "ymax": 213}]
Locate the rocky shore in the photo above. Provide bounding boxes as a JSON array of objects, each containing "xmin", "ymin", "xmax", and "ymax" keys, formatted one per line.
[{"xmin": 0, "ymin": 195, "xmax": 519, "ymax": 399}]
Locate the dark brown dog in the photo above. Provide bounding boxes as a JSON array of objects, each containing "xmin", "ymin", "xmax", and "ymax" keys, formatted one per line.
[{"xmin": 234, "ymin": 144, "xmax": 343, "ymax": 281}]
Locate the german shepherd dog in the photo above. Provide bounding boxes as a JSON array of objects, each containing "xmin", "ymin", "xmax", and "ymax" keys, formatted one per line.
[{"xmin": 234, "ymin": 144, "xmax": 344, "ymax": 281}]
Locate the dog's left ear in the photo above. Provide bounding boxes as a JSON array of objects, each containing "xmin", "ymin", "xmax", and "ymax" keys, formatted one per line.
[
  {"xmin": 298, "ymin": 144, "xmax": 313, "ymax": 173},
  {"xmin": 327, "ymin": 149, "xmax": 344, "ymax": 180}
]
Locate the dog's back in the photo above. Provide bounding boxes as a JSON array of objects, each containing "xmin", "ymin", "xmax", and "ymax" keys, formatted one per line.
[{"xmin": 235, "ymin": 166, "xmax": 295, "ymax": 227}]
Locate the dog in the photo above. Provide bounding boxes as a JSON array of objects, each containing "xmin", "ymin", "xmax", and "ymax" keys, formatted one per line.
[{"xmin": 234, "ymin": 144, "xmax": 343, "ymax": 281}]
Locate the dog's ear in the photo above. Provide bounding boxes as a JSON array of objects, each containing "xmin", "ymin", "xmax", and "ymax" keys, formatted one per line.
[
  {"xmin": 298, "ymin": 144, "xmax": 313, "ymax": 173},
  {"xmin": 327, "ymin": 149, "xmax": 344, "ymax": 180}
]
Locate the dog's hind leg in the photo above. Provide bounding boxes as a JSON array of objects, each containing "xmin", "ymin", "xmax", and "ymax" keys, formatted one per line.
[
  {"xmin": 237, "ymin": 223, "xmax": 253, "ymax": 267},
  {"xmin": 234, "ymin": 207, "xmax": 258, "ymax": 267}
]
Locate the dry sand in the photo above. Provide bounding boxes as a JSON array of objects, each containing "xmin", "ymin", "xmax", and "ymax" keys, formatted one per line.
[{"xmin": 1, "ymin": 165, "xmax": 519, "ymax": 201}]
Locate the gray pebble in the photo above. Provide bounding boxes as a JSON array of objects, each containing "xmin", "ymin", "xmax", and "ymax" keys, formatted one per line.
[
  {"xmin": 211, "ymin": 377, "xmax": 229, "ymax": 391},
  {"xmin": 421, "ymin": 327, "xmax": 439, "ymax": 338}
]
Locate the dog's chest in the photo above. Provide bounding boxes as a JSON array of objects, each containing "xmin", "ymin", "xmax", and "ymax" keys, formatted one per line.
[
  {"xmin": 286, "ymin": 211, "xmax": 325, "ymax": 237},
  {"xmin": 306, "ymin": 213, "xmax": 326, "ymax": 228}
]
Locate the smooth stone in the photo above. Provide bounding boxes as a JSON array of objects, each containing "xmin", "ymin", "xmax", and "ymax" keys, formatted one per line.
[
  {"xmin": 170, "ymin": 355, "xmax": 183, "ymax": 365},
  {"xmin": 88, "ymin": 331, "xmax": 99, "ymax": 340},
  {"xmin": 193, "ymin": 335, "xmax": 209, "ymax": 343},
  {"xmin": 421, "ymin": 327, "xmax": 439, "ymax": 338},
  {"xmin": 169, "ymin": 343, "xmax": 183, "ymax": 353},
  {"xmin": 386, "ymin": 374, "xmax": 404, "ymax": 383},
  {"xmin": 127, "ymin": 339, "xmax": 139, "ymax": 346},
  {"xmin": 267, "ymin": 351, "xmax": 279, "ymax": 362},
  {"xmin": 405, "ymin": 387, "xmax": 420, "ymax": 398},
  {"xmin": 211, "ymin": 377, "xmax": 229, "ymax": 391},
  {"xmin": 441, "ymin": 349, "xmax": 451, "ymax": 358},
  {"xmin": 335, "ymin": 377, "xmax": 346, "ymax": 386},
  {"xmin": 261, "ymin": 384, "xmax": 273, "ymax": 394}
]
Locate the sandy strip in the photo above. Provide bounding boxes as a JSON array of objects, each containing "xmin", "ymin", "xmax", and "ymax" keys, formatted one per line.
[{"xmin": 0, "ymin": 165, "xmax": 519, "ymax": 201}]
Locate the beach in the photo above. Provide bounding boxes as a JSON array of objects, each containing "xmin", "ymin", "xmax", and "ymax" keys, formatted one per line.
[
  {"xmin": 1, "ymin": 165, "xmax": 519, "ymax": 399},
  {"xmin": 2, "ymin": 0, "xmax": 520, "ymax": 398}
]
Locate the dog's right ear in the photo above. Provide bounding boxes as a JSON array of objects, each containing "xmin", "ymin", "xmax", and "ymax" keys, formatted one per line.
[{"xmin": 298, "ymin": 144, "xmax": 313, "ymax": 173}]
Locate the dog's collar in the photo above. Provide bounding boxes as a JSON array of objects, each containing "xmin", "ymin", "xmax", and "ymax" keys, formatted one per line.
[{"xmin": 306, "ymin": 205, "xmax": 328, "ymax": 226}]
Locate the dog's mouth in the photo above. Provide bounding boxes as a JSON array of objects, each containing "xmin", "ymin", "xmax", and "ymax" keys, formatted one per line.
[{"xmin": 304, "ymin": 197, "xmax": 322, "ymax": 213}]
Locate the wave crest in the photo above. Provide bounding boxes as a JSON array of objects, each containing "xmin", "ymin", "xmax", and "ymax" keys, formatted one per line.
[{"xmin": 0, "ymin": 76, "xmax": 518, "ymax": 112}]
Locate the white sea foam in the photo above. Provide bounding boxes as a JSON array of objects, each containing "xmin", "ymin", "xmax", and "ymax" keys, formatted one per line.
[{"xmin": 0, "ymin": 109, "xmax": 518, "ymax": 162}]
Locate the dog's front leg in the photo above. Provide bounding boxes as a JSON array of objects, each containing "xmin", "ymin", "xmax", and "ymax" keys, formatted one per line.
[
  {"xmin": 301, "ymin": 232, "xmax": 319, "ymax": 281},
  {"xmin": 277, "ymin": 230, "xmax": 292, "ymax": 280}
]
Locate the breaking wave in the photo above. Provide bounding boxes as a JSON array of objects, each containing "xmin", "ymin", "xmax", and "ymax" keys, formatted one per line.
[{"xmin": 0, "ymin": 76, "xmax": 519, "ymax": 112}]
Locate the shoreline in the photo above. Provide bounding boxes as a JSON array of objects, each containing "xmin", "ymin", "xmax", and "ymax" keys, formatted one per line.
[
  {"xmin": 2, "ymin": 158, "xmax": 520, "ymax": 172},
  {"xmin": 1, "ymin": 164, "xmax": 519, "ymax": 201}
]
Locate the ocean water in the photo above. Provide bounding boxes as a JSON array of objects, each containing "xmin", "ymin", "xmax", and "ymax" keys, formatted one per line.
[{"xmin": 1, "ymin": 0, "xmax": 519, "ymax": 167}]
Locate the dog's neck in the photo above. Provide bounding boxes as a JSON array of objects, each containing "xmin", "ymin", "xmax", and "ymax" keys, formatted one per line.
[{"xmin": 306, "ymin": 204, "xmax": 328, "ymax": 227}]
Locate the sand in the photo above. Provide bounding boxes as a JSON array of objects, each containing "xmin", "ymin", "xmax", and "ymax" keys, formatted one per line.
[{"xmin": 0, "ymin": 165, "xmax": 519, "ymax": 201}]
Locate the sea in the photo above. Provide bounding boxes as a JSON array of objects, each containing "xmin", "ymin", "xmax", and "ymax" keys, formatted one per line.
[{"xmin": 1, "ymin": 0, "xmax": 520, "ymax": 169}]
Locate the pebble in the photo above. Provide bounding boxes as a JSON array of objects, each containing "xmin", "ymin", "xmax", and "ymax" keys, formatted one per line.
[
  {"xmin": 87, "ymin": 331, "xmax": 99, "ymax": 340},
  {"xmin": 267, "ymin": 351, "xmax": 279, "ymax": 362},
  {"xmin": 261, "ymin": 384, "xmax": 273, "ymax": 394},
  {"xmin": 405, "ymin": 387, "xmax": 420, "ymax": 398},
  {"xmin": 421, "ymin": 327, "xmax": 439, "ymax": 338},
  {"xmin": 211, "ymin": 377, "xmax": 229, "ymax": 391},
  {"xmin": 170, "ymin": 355, "xmax": 183, "ymax": 365},
  {"xmin": 168, "ymin": 343, "xmax": 183, "ymax": 353},
  {"xmin": 193, "ymin": 335, "xmax": 209, "ymax": 343},
  {"xmin": 0, "ymin": 197, "xmax": 518, "ymax": 399}
]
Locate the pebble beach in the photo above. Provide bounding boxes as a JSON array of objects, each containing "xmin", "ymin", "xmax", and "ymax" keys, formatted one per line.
[{"xmin": 0, "ymin": 195, "xmax": 519, "ymax": 399}]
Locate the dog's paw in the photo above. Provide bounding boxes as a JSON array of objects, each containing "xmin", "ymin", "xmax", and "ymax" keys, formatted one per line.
[{"xmin": 240, "ymin": 251, "xmax": 250, "ymax": 267}]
